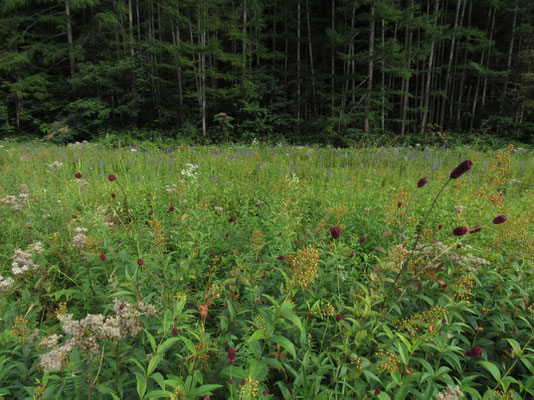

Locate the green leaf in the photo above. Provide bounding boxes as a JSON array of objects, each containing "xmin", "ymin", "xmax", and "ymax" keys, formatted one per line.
[
  {"xmin": 271, "ymin": 334, "xmax": 296, "ymax": 358},
  {"xmin": 248, "ymin": 330, "xmax": 266, "ymax": 343},
  {"xmin": 478, "ymin": 361, "xmax": 501, "ymax": 382}
]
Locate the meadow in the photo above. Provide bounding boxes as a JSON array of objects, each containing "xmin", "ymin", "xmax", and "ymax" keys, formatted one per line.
[{"xmin": 0, "ymin": 141, "xmax": 533, "ymax": 399}]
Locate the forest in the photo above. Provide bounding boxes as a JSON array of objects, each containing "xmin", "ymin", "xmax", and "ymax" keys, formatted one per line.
[{"xmin": 1, "ymin": 0, "xmax": 533, "ymax": 145}]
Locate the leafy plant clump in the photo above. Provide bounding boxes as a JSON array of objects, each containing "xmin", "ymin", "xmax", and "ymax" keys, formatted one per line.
[{"xmin": 0, "ymin": 142, "xmax": 533, "ymax": 399}]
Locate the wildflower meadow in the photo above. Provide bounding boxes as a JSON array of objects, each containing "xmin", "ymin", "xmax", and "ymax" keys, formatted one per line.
[{"xmin": 0, "ymin": 141, "xmax": 533, "ymax": 399}]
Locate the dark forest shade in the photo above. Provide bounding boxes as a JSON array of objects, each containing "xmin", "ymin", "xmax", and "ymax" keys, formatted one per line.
[{"xmin": 0, "ymin": 0, "xmax": 533, "ymax": 144}]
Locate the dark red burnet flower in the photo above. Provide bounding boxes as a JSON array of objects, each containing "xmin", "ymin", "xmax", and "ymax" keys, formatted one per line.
[
  {"xmin": 450, "ymin": 160, "xmax": 473, "ymax": 179},
  {"xmin": 263, "ymin": 390, "xmax": 268, "ymax": 396},
  {"xmin": 108, "ymin": 174, "xmax": 116, "ymax": 182},
  {"xmin": 330, "ymin": 226, "xmax": 341, "ymax": 239},
  {"xmin": 137, "ymin": 258, "xmax": 144, "ymax": 266},
  {"xmin": 493, "ymin": 215, "xmax": 507, "ymax": 224},
  {"xmin": 360, "ymin": 236, "xmax": 366, "ymax": 243},
  {"xmin": 336, "ymin": 314, "xmax": 343, "ymax": 322},
  {"xmin": 100, "ymin": 253, "xmax": 106, "ymax": 261},
  {"xmin": 172, "ymin": 327, "xmax": 179, "ymax": 335},
  {"xmin": 229, "ymin": 216, "xmax": 236, "ymax": 222},
  {"xmin": 397, "ymin": 202, "xmax": 403, "ymax": 208},
  {"xmin": 240, "ymin": 380, "xmax": 246, "ymax": 386},
  {"xmin": 375, "ymin": 389, "xmax": 381, "ymax": 395},
  {"xmin": 149, "ymin": 210, "xmax": 153, "ymax": 215},
  {"xmin": 417, "ymin": 177, "xmax": 429, "ymax": 188},
  {"xmin": 168, "ymin": 205, "xmax": 175, "ymax": 212},
  {"xmin": 227, "ymin": 348, "xmax": 236, "ymax": 365},
  {"xmin": 469, "ymin": 226, "xmax": 483, "ymax": 234},
  {"xmin": 453, "ymin": 226, "xmax": 468, "ymax": 236},
  {"xmin": 466, "ymin": 346, "xmax": 483, "ymax": 358},
  {"xmin": 72, "ymin": 214, "xmax": 77, "ymax": 219},
  {"xmin": 278, "ymin": 255, "xmax": 286, "ymax": 260},
  {"xmin": 438, "ymin": 224, "xmax": 443, "ymax": 230},
  {"xmin": 111, "ymin": 193, "xmax": 116, "ymax": 198},
  {"xmin": 75, "ymin": 172, "xmax": 82, "ymax": 179}
]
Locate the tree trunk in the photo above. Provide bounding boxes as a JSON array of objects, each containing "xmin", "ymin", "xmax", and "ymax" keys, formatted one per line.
[
  {"xmin": 242, "ymin": 0, "xmax": 247, "ymax": 77},
  {"xmin": 470, "ymin": 5, "xmax": 492, "ymax": 130},
  {"xmin": 128, "ymin": 0, "xmax": 134, "ymax": 56},
  {"xmin": 420, "ymin": 0, "xmax": 440, "ymax": 135},
  {"xmin": 297, "ymin": 0, "xmax": 301, "ymax": 123},
  {"xmin": 481, "ymin": 7, "xmax": 496, "ymax": 111},
  {"xmin": 364, "ymin": 2, "xmax": 375, "ymax": 134},
  {"xmin": 439, "ymin": 0, "xmax": 462, "ymax": 130},
  {"xmin": 65, "ymin": 0, "xmax": 75, "ymax": 79},
  {"xmin": 501, "ymin": 1, "xmax": 518, "ymax": 114},
  {"xmin": 331, "ymin": 0, "xmax": 335, "ymax": 115},
  {"xmin": 305, "ymin": 0, "xmax": 316, "ymax": 114},
  {"xmin": 400, "ymin": 0, "xmax": 414, "ymax": 136}
]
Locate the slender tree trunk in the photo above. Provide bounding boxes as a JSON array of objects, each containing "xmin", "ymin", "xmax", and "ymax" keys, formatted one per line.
[
  {"xmin": 272, "ymin": 0, "xmax": 277, "ymax": 69},
  {"xmin": 420, "ymin": 0, "xmax": 440, "ymax": 135},
  {"xmin": 381, "ymin": 18, "xmax": 385, "ymax": 133},
  {"xmin": 401, "ymin": 0, "xmax": 414, "ymax": 136},
  {"xmin": 175, "ymin": 11, "xmax": 183, "ymax": 106},
  {"xmin": 470, "ymin": 5, "xmax": 492, "ymax": 130},
  {"xmin": 481, "ymin": 7, "xmax": 496, "ymax": 111},
  {"xmin": 364, "ymin": 2, "xmax": 375, "ymax": 134},
  {"xmin": 65, "ymin": 0, "xmax": 75, "ymax": 79},
  {"xmin": 439, "ymin": 0, "xmax": 462, "ymax": 130},
  {"xmin": 128, "ymin": 0, "xmax": 134, "ymax": 56},
  {"xmin": 501, "ymin": 1, "xmax": 518, "ymax": 114},
  {"xmin": 242, "ymin": 0, "xmax": 247, "ymax": 77},
  {"xmin": 456, "ymin": 0, "xmax": 472, "ymax": 128},
  {"xmin": 136, "ymin": 0, "xmax": 140, "ymax": 41},
  {"xmin": 331, "ymin": 0, "xmax": 335, "ymax": 115},
  {"xmin": 297, "ymin": 0, "xmax": 301, "ymax": 124},
  {"xmin": 305, "ymin": 0, "xmax": 316, "ymax": 114}
]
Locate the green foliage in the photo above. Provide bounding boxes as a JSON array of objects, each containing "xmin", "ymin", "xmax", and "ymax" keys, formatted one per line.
[{"xmin": 0, "ymin": 143, "xmax": 533, "ymax": 398}]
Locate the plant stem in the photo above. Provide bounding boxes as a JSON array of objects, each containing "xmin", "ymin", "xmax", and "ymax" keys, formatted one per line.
[{"xmin": 382, "ymin": 179, "xmax": 451, "ymax": 309}]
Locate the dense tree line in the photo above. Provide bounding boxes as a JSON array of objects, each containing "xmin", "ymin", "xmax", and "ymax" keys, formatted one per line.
[{"xmin": 1, "ymin": 0, "xmax": 533, "ymax": 144}]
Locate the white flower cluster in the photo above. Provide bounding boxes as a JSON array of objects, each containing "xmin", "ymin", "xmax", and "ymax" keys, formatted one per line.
[
  {"xmin": 11, "ymin": 242, "xmax": 44, "ymax": 276},
  {"xmin": 1, "ymin": 185, "xmax": 30, "ymax": 211},
  {"xmin": 38, "ymin": 299, "xmax": 156, "ymax": 371},
  {"xmin": 76, "ymin": 179, "xmax": 89, "ymax": 190},
  {"xmin": 72, "ymin": 227, "xmax": 88, "ymax": 249},
  {"xmin": 435, "ymin": 385, "xmax": 464, "ymax": 400},
  {"xmin": 165, "ymin": 184, "xmax": 179, "ymax": 194},
  {"xmin": 47, "ymin": 161, "xmax": 63, "ymax": 171},
  {"xmin": 0, "ymin": 275, "xmax": 15, "ymax": 292},
  {"xmin": 416, "ymin": 242, "xmax": 490, "ymax": 273},
  {"xmin": 180, "ymin": 163, "xmax": 199, "ymax": 179}
]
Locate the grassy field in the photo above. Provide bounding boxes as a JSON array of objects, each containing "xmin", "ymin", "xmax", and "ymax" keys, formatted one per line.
[{"xmin": 0, "ymin": 141, "xmax": 533, "ymax": 399}]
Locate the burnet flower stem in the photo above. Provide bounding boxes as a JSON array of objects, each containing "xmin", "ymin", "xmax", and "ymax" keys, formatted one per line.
[{"xmin": 381, "ymin": 178, "xmax": 451, "ymax": 311}]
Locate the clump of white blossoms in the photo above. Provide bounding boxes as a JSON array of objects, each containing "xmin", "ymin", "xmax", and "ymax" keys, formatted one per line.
[
  {"xmin": 11, "ymin": 242, "xmax": 45, "ymax": 275},
  {"xmin": 38, "ymin": 299, "xmax": 156, "ymax": 371},
  {"xmin": 72, "ymin": 227, "xmax": 88, "ymax": 249},
  {"xmin": 165, "ymin": 184, "xmax": 179, "ymax": 194},
  {"xmin": 0, "ymin": 275, "xmax": 15, "ymax": 292},
  {"xmin": 180, "ymin": 163, "xmax": 199, "ymax": 179},
  {"xmin": 1, "ymin": 185, "xmax": 30, "ymax": 211},
  {"xmin": 435, "ymin": 385, "xmax": 464, "ymax": 400},
  {"xmin": 76, "ymin": 179, "xmax": 89, "ymax": 190},
  {"xmin": 47, "ymin": 161, "xmax": 63, "ymax": 171}
]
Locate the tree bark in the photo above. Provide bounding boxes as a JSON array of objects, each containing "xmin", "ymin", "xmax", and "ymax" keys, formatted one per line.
[
  {"xmin": 65, "ymin": 0, "xmax": 75, "ymax": 79},
  {"xmin": 439, "ymin": 0, "xmax": 462, "ymax": 130},
  {"xmin": 400, "ymin": 0, "xmax": 414, "ymax": 136},
  {"xmin": 420, "ymin": 0, "xmax": 440, "ymax": 135},
  {"xmin": 364, "ymin": 2, "xmax": 375, "ymax": 134}
]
